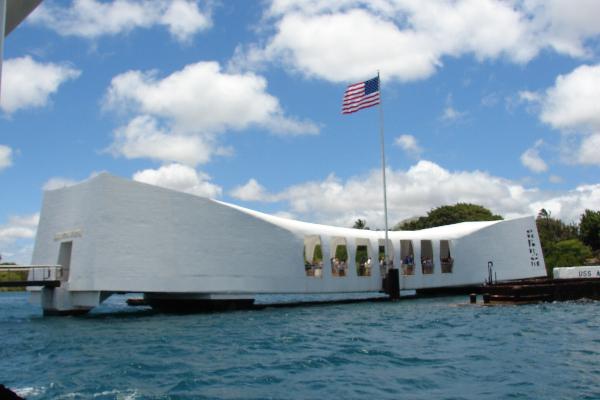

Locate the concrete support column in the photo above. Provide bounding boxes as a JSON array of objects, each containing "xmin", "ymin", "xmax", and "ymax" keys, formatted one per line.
[{"xmin": 34, "ymin": 287, "xmax": 101, "ymax": 316}]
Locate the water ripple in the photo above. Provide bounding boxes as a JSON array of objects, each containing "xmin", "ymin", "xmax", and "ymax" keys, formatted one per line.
[{"xmin": 1, "ymin": 293, "xmax": 599, "ymax": 399}]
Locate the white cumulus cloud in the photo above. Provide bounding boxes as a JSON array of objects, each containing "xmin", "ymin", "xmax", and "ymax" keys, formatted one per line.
[
  {"xmin": 231, "ymin": 160, "xmax": 600, "ymax": 227},
  {"xmin": 521, "ymin": 64, "xmax": 600, "ymax": 167},
  {"xmin": 230, "ymin": 178, "xmax": 273, "ymax": 202},
  {"xmin": 160, "ymin": 0, "xmax": 212, "ymax": 42},
  {"xmin": 521, "ymin": 148, "xmax": 548, "ymax": 173},
  {"xmin": 394, "ymin": 134, "xmax": 422, "ymax": 156},
  {"xmin": 30, "ymin": 0, "xmax": 212, "ymax": 43},
  {"xmin": 519, "ymin": 90, "xmax": 542, "ymax": 103},
  {"xmin": 231, "ymin": 161, "xmax": 537, "ymax": 227},
  {"xmin": 577, "ymin": 133, "xmax": 600, "ymax": 166},
  {"xmin": 133, "ymin": 163, "xmax": 222, "ymax": 198},
  {"xmin": 522, "ymin": 0, "xmax": 600, "ymax": 58},
  {"xmin": 441, "ymin": 94, "xmax": 466, "ymax": 122},
  {"xmin": 245, "ymin": 9, "xmax": 438, "ymax": 82},
  {"xmin": 442, "ymin": 106, "xmax": 466, "ymax": 122},
  {"xmin": 0, "ymin": 145, "xmax": 13, "ymax": 171},
  {"xmin": 539, "ymin": 64, "xmax": 600, "ymax": 132},
  {"xmin": 108, "ymin": 115, "xmax": 215, "ymax": 166},
  {"xmin": 233, "ymin": 0, "xmax": 600, "ymax": 83},
  {"xmin": 530, "ymin": 183, "xmax": 600, "ymax": 223},
  {"xmin": 0, "ymin": 56, "xmax": 80, "ymax": 114},
  {"xmin": 0, "ymin": 213, "xmax": 40, "ymax": 264},
  {"xmin": 104, "ymin": 61, "xmax": 318, "ymax": 165},
  {"xmin": 0, "ymin": 214, "xmax": 39, "ymax": 243},
  {"xmin": 520, "ymin": 140, "xmax": 548, "ymax": 173}
]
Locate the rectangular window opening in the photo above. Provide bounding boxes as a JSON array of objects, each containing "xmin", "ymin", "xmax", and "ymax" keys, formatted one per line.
[
  {"xmin": 440, "ymin": 240, "xmax": 453, "ymax": 273},
  {"xmin": 400, "ymin": 240, "xmax": 415, "ymax": 275},
  {"xmin": 421, "ymin": 240, "xmax": 434, "ymax": 274}
]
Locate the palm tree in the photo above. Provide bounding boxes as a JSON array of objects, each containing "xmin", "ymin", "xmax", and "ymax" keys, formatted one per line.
[
  {"xmin": 353, "ymin": 219, "xmax": 368, "ymax": 230},
  {"xmin": 538, "ymin": 208, "xmax": 550, "ymax": 219}
]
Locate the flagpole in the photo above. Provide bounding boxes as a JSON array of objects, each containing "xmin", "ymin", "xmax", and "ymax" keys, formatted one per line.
[{"xmin": 377, "ymin": 71, "xmax": 390, "ymax": 271}]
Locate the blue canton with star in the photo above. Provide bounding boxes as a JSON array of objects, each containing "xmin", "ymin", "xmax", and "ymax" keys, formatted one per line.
[{"xmin": 364, "ymin": 77, "xmax": 379, "ymax": 94}]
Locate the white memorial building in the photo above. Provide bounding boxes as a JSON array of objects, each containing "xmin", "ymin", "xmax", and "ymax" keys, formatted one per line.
[{"xmin": 29, "ymin": 174, "xmax": 547, "ymax": 314}]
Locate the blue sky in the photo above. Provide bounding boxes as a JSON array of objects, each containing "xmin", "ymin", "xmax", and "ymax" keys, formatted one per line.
[{"xmin": 1, "ymin": 0, "xmax": 600, "ymax": 263}]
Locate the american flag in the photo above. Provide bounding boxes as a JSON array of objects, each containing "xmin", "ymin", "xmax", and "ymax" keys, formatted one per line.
[{"xmin": 342, "ymin": 76, "xmax": 380, "ymax": 114}]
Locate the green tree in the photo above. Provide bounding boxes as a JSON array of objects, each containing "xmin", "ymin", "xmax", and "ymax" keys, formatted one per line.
[
  {"xmin": 394, "ymin": 203, "xmax": 502, "ymax": 230},
  {"xmin": 536, "ymin": 211, "xmax": 578, "ymax": 258},
  {"xmin": 579, "ymin": 209, "xmax": 600, "ymax": 251},
  {"xmin": 313, "ymin": 244, "xmax": 323, "ymax": 262},
  {"xmin": 538, "ymin": 208, "xmax": 550, "ymax": 219},
  {"xmin": 544, "ymin": 239, "xmax": 593, "ymax": 276},
  {"xmin": 0, "ymin": 269, "xmax": 26, "ymax": 292},
  {"xmin": 352, "ymin": 219, "xmax": 369, "ymax": 230},
  {"xmin": 355, "ymin": 245, "xmax": 368, "ymax": 264},
  {"xmin": 335, "ymin": 245, "xmax": 348, "ymax": 261}
]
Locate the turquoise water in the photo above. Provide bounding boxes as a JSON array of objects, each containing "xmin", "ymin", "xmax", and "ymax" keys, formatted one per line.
[{"xmin": 1, "ymin": 292, "xmax": 599, "ymax": 399}]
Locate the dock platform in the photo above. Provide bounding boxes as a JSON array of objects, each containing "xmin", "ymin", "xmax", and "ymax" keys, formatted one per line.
[{"xmin": 480, "ymin": 277, "xmax": 600, "ymax": 304}]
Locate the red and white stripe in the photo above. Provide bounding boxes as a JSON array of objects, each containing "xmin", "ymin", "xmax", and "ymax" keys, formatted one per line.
[{"xmin": 342, "ymin": 82, "xmax": 380, "ymax": 114}]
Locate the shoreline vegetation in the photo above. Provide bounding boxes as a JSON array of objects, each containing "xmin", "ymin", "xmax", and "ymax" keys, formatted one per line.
[{"xmin": 0, "ymin": 264, "xmax": 27, "ymax": 292}]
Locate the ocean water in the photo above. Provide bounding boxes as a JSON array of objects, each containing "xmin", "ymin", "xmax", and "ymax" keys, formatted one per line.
[{"xmin": 1, "ymin": 292, "xmax": 599, "ymax": 400}]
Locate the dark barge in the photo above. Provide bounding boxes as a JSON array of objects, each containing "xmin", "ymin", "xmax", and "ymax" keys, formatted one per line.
[{"xmin": 478, "ymin": 277, "xmax": 600, "ymax": 304}]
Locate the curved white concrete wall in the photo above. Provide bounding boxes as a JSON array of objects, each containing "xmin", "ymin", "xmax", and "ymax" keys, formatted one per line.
[{"xmin": 31, "ymin": 174, "xmax": 546, "ymax": 302}]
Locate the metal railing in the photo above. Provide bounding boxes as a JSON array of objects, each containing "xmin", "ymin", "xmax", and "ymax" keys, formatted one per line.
[{"xmin": 0, "ymin": 265, "xmax": 63, "ymax": 286}]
